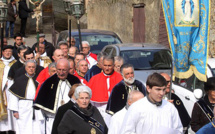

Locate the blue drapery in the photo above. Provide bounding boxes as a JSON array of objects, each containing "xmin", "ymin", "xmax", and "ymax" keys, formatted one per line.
[{"xmin": 161, "ymin": 0, "xmax": 210, "ymax": 81}]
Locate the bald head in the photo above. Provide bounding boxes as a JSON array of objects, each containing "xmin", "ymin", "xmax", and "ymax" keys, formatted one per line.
[
  {"xmin": 160, "ymin": 73, "xmax": 171, "ymax": 94},
  {"xmin": 56, "ymin": 59, "xmax": 70, "ymax": 80},
  {"xmin": 127, "ymin": 90, "xmax": 144, "ymax": 106}
]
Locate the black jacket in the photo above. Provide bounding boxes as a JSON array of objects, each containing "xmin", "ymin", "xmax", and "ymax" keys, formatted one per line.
[
  {"xmin": 18, "ymin": 0, "xmax": 33, "ymax": 19},
  {"xmin": 12, "ymin": 43, "xmax": 19, "ymax": 61},
  {"xmin": 8, "ymin": 59, "xmax": 24, "ymax": 80},
  {"xmin": 58, "ymin": 103, "xmax": 108, "ymax": 134},
  {"xmin": 52, "ymin": 101, "xmax": 75, "ymax": 134}
]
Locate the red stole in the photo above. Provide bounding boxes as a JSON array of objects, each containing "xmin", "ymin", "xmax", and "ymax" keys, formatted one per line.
[
  {"xmin": 34, "ymin": 67, "xmax": 50, "ymax": 100},
  {"xmin": 88, "ymin": 71, "xmax": 122, "ymax": 102},
  {"xmin": 74, "ymin": 73, "xmax": 88, "ymax": 86},
  {"xmin": 36, "ymin": 67, "xmax": 50, "ymax": 84}
]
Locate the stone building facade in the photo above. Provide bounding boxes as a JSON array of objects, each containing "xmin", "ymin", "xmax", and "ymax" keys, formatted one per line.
[{"xmin": 87, "ymin": 0, "xmax": 215, "ymax": 57}]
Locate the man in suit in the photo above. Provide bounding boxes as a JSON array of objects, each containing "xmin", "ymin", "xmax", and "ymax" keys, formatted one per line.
[
  {"xmin": 6, "ymin": 0, "xmax": 18, "ymax": 38},
  {"xmin": 18, "ymin": 0, "xmax": 34, "ymax": 37}
]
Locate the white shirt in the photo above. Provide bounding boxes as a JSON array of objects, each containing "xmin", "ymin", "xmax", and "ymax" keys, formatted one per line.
[
  {"xmin": 120, "ymin": 97, "xmax": 183, "ymax": 134},
  {"xmin": 108, "ymin": 107, "xmax": 127, "ymax": 134}
]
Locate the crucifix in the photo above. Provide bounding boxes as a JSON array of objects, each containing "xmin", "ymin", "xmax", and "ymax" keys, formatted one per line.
[{"xmin": 29, "ymin": 0, "xmax": 45, "ymax": 32}]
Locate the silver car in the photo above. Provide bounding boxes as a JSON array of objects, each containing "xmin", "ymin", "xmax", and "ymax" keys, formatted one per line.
[{"xmin": 101, "ymin": 43, "xmax": 172, "ymax": 85}]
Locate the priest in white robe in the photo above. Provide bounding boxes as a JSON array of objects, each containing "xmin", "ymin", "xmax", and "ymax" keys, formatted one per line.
[
  {"xmin": 34, "ymin": 59, "xmax": 80, "ymax": 134},
  {"xmin": 0, "ymin": 45, "xmax": 16, "ymax": 133},
  {"xmin": 120, "ymin": 73, "xmax": 183, "ymax": 134},
  {"xmin": 108, "ymin": 90, "xmax": 144, "ymax": 134},
  {"xmin": 8, "ymin": 60, "xmax": 44, "ymax": 134}
]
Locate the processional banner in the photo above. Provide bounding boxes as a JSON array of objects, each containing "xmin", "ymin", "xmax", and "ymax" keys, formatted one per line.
[{"xmin": 161, "ymin": 0, "xmax": 210, "ymax": 81}]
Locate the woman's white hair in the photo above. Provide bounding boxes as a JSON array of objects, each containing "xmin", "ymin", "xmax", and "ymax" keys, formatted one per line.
[{"xmin": 74, "ymin": 85, "xmax": 92, "ymax": 99}]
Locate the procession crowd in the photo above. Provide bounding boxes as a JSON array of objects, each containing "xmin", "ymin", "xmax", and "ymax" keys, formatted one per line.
[
  {"xmin": 0, "ymin": 32, "xmax": 213, "ymax": 134},
  {"xmin": 1, "ymin": 0, "xmax": 214, "ymax": 134}
]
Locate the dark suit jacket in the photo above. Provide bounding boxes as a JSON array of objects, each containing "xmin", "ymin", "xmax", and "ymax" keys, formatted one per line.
[
  {"xmin": 52, "ymin": 101, "xmax": 75, "ymax": 134},
  {"xmin": 18, "ymin": 0, "xmax": 33, "ymax": 19}
]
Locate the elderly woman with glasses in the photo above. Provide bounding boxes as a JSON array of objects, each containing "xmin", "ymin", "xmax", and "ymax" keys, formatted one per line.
[{"xmin": 57, "ymin": 85, "xmax": 108, "ymax": 134}]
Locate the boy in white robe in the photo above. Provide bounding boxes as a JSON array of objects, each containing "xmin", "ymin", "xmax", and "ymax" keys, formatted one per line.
[{"xmin": 120, "ymin": 73, "xmax": 183, "ymax": 134}]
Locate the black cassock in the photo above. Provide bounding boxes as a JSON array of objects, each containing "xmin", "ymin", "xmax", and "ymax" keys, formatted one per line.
[
  {"xmin": 52, "ymin": 100, "xmax": 75, "ymax": 134},
  {"xmin": 34, "ymin": 73, "xmax": 80, "ymax": 114},
  {"xmin": 106, "ymin": 80, "xmax": 146, "ymax": 115}
]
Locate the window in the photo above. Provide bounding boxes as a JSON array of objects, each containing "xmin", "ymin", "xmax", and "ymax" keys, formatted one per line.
[
  {"xmin": 74, "ymin": 35, "xmax": 121, "ymax": 54},
  {"xmin": 120, "ymin": 49, "xmax": 171, "ymax": 70}
]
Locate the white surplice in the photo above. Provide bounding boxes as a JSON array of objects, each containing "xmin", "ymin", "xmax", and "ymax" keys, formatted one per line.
[
  {"xmin": 8, "ymin": 78, "xmax": 44, "ymax": 134},
  {"xmin": 0, "ymin": 56, "xmax": 16, "ymax": 132},
  {"xmin": 42, "ymin": 80, "xmax": 71, "ymax": 134},
  {"xmin": 120, "ymin": 97, "xmax": 183, "ymax": 134},
  {"xmin": 108, "ymin": 107, "xmax": 127, "ymax": 134}
]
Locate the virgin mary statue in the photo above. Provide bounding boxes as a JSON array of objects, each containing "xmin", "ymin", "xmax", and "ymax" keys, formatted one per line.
[{"xmin": 181, "ymin": 0, "xmax": 194, "ymax": 22}]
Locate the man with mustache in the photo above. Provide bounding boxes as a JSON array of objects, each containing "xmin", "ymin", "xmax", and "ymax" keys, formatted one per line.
[{"xmin": 106, "ymin": 63, "xmax": 146, "ymax": 115}]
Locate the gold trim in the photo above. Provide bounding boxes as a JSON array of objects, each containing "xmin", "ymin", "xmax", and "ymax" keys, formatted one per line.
[
  {"xmin": 9, "ymin": 89, "xmax": 26, "ymax": 99},
  {"xmin": 174, "ymin": 65, "xmax": 207, "ymax": 82},
  {"xmin": 176, "ymin": 100, "xmax": 181, "ymax": 105}
]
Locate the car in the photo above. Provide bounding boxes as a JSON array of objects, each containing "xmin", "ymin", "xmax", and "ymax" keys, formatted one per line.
[
  {"xmin": 173, "ymin": 58, "xmax": 215, "ymax": 134},
  {"xmin": 101, "ymin": 43, "xmax": 172, "ymax": 85},
  {"xmin": 57, "ymin": 29, "xmax": 122, "ymax": 54}
]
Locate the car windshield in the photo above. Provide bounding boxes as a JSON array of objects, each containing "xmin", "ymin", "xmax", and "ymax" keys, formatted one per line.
[
  {"xmin": 120, "ymin": 49, "xmax": 172, "ymax": 70},
  {"xmin": 74, "ymin": 35, "xmax": 121, "ymax": 54}
]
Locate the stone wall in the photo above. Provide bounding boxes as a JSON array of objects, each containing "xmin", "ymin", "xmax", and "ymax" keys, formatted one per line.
[
  {"xmin": 209, "ymin": 0, "xmax": 215, "ymax": 57},
  {"xmin": 87, "ymin": 0, "xmax": 161, "ymax": 43}
]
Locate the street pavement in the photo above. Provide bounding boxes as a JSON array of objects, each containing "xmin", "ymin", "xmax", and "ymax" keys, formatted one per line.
[{"xmin": 7, "ymin": 33, "xmax": 56, "ymax": 48}]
